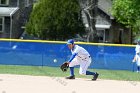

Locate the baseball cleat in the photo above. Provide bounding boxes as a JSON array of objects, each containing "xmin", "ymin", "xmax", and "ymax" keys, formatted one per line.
[
  {"xmin": 92, "ymin": 72, "xmax": 99, "ymax": 81},
  {"xmin": 65, "ymin": 75, "xmax": 75, "ymax": 79}
]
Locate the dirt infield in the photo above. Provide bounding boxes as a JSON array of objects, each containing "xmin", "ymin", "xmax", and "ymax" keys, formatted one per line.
[{"xmin": 0, "ymin": 74, "xmax": 139, "ymax": 93}]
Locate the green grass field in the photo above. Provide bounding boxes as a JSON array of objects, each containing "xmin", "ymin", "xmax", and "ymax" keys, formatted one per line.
[{"xmin": 0, "ymin": 65, "xmax": 139, "ymax": 81}]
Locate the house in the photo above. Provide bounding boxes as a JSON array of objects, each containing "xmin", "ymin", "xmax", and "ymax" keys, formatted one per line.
[
  {"xmin": 0, "ymin": 0, "xmax": 34, "ymax": 38},
  {"xmin": 81, "ymin": 0, "xmax": 131, "ymax": 44}
]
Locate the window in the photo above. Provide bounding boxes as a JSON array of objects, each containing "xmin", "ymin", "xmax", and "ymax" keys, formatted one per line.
[
  {"xmin": 0, "ymin": 17, "xmax": 4, "ymax": 32},
  {"xmin": 97, "ymin": 30, "xmax": 104, "ymax": 42},
  {"xmin": 0, "ymin": 0, "xmax": 9, "ymax": 5}
]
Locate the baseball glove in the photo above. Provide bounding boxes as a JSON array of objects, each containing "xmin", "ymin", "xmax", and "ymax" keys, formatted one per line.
[{"xmin": 60, "ymin": 62, "xmax": 69, "ymax": 72}]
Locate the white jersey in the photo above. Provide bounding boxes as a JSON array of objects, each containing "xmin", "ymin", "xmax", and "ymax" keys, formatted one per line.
[
  {"xmin": 69, "ymin": 45, "xmax": 91, "ymax": 75},
  {"xmin": 71, "ymin": 45, "xmax": 90, "ymax": 60},
  {"xmin": 135, "ymin": 54, "xmax": 140, "ymax": 66},
  {"xmin": 135, "ymin": 45, "xmax": 140, "ymax": 54}
]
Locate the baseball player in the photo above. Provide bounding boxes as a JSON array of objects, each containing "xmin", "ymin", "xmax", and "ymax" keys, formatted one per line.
[
  {"xmin": 66, "ymin": 39, "xmax": 99, "ymax": 80},
  {"xmin": 135, "ymin": 40, "xmax": 140, "ymax": 53},
  {"xmin": 133, "ymin": 53, "xmax": 140, "ymax": 73},
  {"xmin": 133, "ymin": 40, "xmax": 140, "ymax": 73}
]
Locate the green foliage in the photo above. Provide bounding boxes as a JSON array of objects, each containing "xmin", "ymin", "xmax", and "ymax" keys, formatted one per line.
[
  {"xmin": 25, "ymin": 0, "xmax": 85, "ymax": 40},
  {"xmin": 112, "ymin": 0, "xmax": 140, "ymax": 31}
]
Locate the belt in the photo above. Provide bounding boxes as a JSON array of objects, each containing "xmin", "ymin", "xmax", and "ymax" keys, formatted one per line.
[{"xmin": 78, "ymin": 56, "xmax": 91, "ymax": 60}]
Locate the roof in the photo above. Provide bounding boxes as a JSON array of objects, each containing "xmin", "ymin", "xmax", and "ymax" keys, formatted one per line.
[
  {"xmin": 98, "ymin": 0, "xmax": 114, "ymax": 19},
  {"xmin": 95, "ymin": 24, "xmax": 110, "ymax": 29},
  {"xmin": 95, "ymin": 24, "xmax": 111, "ymax": 29},
  {"xmin": 0, "ymin": 7, "xmax": 19, "ymax": 16},
  {"xmin": 85, "ymin": 23, "xmax": 111, "ymax": 30}
]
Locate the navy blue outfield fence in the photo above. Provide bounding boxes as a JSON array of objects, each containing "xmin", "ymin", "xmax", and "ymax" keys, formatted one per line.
[{"xmin": 0, "ymin": 39, "xmax": 136, "ymax": 71}]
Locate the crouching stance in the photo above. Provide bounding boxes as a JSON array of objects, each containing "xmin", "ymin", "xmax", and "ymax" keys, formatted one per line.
[{"xmin": 66, "ymin": 39, "xmax": 99, "ymax": 81}]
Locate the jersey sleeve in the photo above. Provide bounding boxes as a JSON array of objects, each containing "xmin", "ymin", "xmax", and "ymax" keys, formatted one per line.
[
  {"xmin": 68, "ymin": 53, "xmax": 78, "ymax": 62},
  {"xmin": 72, "ymin": 46, "xmax": 80, "ymax": 54},
  {"xmin": 68, "ymin": 45, "xmax": 80, "ymax": 62}
]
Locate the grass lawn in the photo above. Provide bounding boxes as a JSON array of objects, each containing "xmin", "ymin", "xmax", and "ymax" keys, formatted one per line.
[{"xmin": 0, "ymin": 65, "xmax": 140, "ymax": 81}]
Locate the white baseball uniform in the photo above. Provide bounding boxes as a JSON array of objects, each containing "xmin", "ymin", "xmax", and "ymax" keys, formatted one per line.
[
  {"xmin": 69, "ymin": 45, "xmax": 91, "ymax": 75},
  {"xmin": 135, "ymin": 54, "xmax": 140, "ymax": 66},
  {"xmin": 135, "ymin": 44, "xmax": 140, "ymax": 54}
]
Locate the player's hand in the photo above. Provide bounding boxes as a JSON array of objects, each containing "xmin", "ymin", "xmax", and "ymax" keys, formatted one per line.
[
  {"xmin": 67, "ymin": 62, "xmax": 70, "ymax": 65},
  {"xmin": 132, "ymin": 59, "xmax": 136, "ymax": 62},
  {"xmin": 60, "ymin": 62, "xmax": 69, "ymax": 72}
]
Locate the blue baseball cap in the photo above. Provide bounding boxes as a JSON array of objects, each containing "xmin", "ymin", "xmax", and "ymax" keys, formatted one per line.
[{"xmin": 67, "ymin": 39, "xmax": 74, "ymax": 44}]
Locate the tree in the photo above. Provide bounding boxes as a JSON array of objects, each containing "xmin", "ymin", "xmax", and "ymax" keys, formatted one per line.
[
  {"xmin": 79, "ymin": 0, "xmax": 98, "ymax": 42},
  {"xmin": 86, "ymin": 0, "xmax": 98, "ymax": 42},
  {"xmin": 25, "ymin": 0, "xmax": 85, "ymax": 40},
  {"xmin": 112, "ymin": 0, "xmax": 140, "ymax": 32}
]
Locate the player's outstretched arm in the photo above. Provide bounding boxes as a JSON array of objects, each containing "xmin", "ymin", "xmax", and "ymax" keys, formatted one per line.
[{"xmin": 68, "ymin": 53, "xmax": 77, "ymax": 62}]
